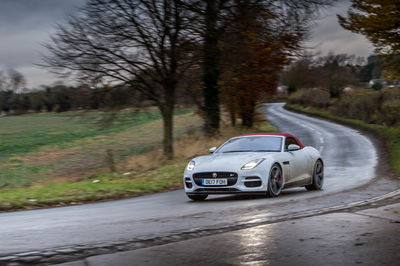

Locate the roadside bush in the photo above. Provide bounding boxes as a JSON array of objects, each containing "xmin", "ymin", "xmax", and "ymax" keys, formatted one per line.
[
  {"xmin": 329, "ymin": 87, "xmax": 400, "ymax": 126},
  {"xmin": 379, "ymin": 87, "xmax": 400, "ymax": 126},
  {"xmin": 289, "ymin": 86, "xmax": 400, "ymax": 126},
  {"xmin": 288, "ymin": 88, "xmax": 330, "ymax": 108},
  {"xmin": 381, "ymin": 99, "xmax": 400, "ymax": 126},
  {"xmin": 381, "ymin": 86, "xmax": 400, "ymax": 101},
  {"xmin": 331, "ymin": 90, "xmax": 382, "ymax": 123}
]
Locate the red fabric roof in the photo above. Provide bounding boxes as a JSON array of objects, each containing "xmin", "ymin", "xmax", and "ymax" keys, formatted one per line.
[{"xmin": 235, "ymin": 133, "xmax": 305, "ymax": 149}]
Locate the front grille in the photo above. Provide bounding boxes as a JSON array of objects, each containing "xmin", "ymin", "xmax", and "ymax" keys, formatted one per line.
[{"xmin": 193, "ymin": 172, "xmax": 238, "ymax": 186}]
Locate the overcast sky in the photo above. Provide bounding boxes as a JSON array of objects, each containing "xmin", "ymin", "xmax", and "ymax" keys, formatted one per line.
[{"xmin": 0, "ymin": 0, "xmax": 375, "ymax": 89}]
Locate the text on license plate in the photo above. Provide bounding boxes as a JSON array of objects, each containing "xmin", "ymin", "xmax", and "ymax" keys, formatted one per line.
[{"xmin": 202, "ymin": 179, "xmax": 227, "ymax": 185}]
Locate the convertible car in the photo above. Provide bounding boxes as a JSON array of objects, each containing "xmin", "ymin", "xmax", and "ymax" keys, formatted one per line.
[{"xmin": 183, "ymin": 133, "xmax": 323, "ymax": 201}]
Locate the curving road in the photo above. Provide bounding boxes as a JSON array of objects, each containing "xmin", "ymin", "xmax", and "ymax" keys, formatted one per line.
[
  {"xmin": 266, "ymin": 103, "xmax": 377, "ymax": 192},
  {"xmin": 0, "ymin": 103, "xmax": 386, "ymax": 261}
]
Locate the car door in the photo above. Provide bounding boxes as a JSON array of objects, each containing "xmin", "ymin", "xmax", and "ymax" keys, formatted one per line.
[{"xmin": 284, "ymin": 137, "xmax": 308, "ymax": 183}]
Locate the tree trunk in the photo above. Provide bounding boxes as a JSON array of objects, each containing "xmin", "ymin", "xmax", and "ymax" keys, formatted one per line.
[
  {"xmin": 241, "ymin": 111, "xmax": 254, "ymax": 127},
  {"xmin": 202, "ymin": 0, "xmax": 220, "ymax": 135},
  {"xmin": 160, "ymin": 104, "xmax": 174, "ymax": 160},
  {"xmin": 230, "ymin": 109, "xmax": 236, "ymax": 127},
  {"xmin": 160, "ymin": 74, "xmax": 177, "ymax": 160},
  {"xmin": 228, "ymin": 102, "xmax": 236, "ymax": 126},
  {"xmin": 240, "ymin": 100, "xmax": 255, "ymax": 128}
]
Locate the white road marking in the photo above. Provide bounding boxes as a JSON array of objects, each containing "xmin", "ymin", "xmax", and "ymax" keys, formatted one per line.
[{"xmin": 320, "ymin": 137, "xmax": 324, "ymax": 144}]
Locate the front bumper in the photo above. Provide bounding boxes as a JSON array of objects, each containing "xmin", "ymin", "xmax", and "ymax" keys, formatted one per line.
[{"xmin": 183, "ymin": 169, "xmax": 268, "ymax": 195}]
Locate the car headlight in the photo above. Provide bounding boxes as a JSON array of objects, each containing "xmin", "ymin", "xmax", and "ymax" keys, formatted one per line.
[
  {"xmin": 241, "ymin": 159, "xmax": 264, "ymax": 170},
  {"xmin": 187, "ymin": 160, "xmax": 195, "ymax": 171}
]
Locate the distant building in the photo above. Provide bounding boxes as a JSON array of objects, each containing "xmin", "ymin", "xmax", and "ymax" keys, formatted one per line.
[{"xmin": 276, "ymin": 85, "xmax": 288, "ymax": 96}]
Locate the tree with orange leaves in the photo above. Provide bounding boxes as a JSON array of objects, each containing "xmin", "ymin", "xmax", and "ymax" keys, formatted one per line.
[{"xmin": 220, "ymin": 1, "xmax": 304, "ymax": 127}]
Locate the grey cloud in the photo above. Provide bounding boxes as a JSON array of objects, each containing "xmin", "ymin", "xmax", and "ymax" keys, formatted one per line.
[
  {"xmin": 0, "ymin": 0, "xmax": 375, "ymax": 88},
  {"xmin": 305, "ymin": 0, "xmax": 374, "ymax": 57},
  {"xmin": 0, "ymin": 0, "xmax": 86, "ymax": 86},
  {"xmin": 0, "ymin": 0, "xmax": 86, "ymax": 26}
]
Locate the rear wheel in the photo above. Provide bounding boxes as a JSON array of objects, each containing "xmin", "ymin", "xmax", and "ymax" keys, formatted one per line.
[
  {"xmin": 266, "ymin": 164, "xmax": 283, "ymax": 197},
  {"xmin": 187, "ymin": 194, "xmax": 208, "ymax": 201},
  {"xmin": 305, "ymin": 160, "xmax": 324, "ymax": 191}
]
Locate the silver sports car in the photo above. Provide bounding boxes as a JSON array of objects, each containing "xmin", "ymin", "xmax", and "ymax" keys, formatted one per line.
[{"xmin": 183, "ymin": 133, "xmax": 323, "ymax": 201}]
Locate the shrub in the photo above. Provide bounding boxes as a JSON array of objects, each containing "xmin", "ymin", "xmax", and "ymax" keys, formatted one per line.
[
  {"xmin": 290, "ymin": 86, "xmax": 400, "ymax": 126},
  {"xmin": 288, "ymin": 88, "xmax": 330, "ymax": 108},
  {"xmin": 381, "ymin": 99, "xmax": 400, "ymax": 126},
  {"xmin": 381, "ymin": 87, "xmax": 400, "ymax": 101},
  {"xmin": 371, "ymin": 82, "xmax": 383, "ymax": 91},
  {"xmin": 331, "ymin": 90, "xmax": 382, "ymax": 123}
]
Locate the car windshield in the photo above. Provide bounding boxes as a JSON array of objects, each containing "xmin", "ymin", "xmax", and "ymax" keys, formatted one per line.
[{"xmin": 217, "ymin": 136, "xmax": 282, "ymax": 153}]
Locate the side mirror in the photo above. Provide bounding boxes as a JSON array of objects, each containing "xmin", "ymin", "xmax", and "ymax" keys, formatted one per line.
[
  {"xmin": 287, "ymin": 144, "xmax": 300, "ymax": 151},
  {"xmin": 209, "ymin": 147, "xmax": 217, "ymax": 153}
]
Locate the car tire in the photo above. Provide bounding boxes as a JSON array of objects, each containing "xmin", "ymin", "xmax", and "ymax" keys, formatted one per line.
[
  {"xmin": 266, "ymin": 163, "xmax": 284, "ymax": 197},
  {"xmin": 187, "ymin": 194, "xmax": 208, "ymax": 201},
  {"xmin": 305, "ymin": 159, "xmax": 324, "ymax": 191}
]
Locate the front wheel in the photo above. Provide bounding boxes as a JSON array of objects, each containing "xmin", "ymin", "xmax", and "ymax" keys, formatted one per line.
[
  {"xmin": 305, "ymin": 159, "xmax": 324, "ymax": 191},
  {"xmin": 187, "ymin": 194, "xmax": 208, "ymax": 201},
  {"xmin": 266, "ymin": 163, "xmax": 284, "ymax": 197}
]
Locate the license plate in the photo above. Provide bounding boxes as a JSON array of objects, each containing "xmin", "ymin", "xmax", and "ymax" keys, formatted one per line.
[{"xmin": 202, "ymin": 179, "xmax": 227, "ymax": 185}]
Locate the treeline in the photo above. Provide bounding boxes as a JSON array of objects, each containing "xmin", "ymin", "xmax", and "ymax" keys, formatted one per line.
[
  {"xmin": 0, "ymin": 82, "xmax": 197, "ymax": 114},
  {"xmin": 281, "ymin": 53, "xmax": 385, "ymax": 97},
  {"xmin": 0, "ymin": 85, "xmax": 121, "ymax": 114}
]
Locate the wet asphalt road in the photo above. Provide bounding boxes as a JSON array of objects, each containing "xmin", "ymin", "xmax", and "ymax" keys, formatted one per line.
[
  {"xmin": 74, "ymin": 206, "xmax": 400, "ymax": 266},
  {"xmin": 0, "ymin": 103, "xmax": 395, "ymax": 262},
  {"xmin": 266, "ymin": 103, "xmax": 377, "ymax": 192}
]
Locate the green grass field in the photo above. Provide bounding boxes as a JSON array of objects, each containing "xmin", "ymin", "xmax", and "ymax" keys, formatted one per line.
[
  {"xmin": 0, "ymin": 109, "xmax": 188, "ymax": 158},
  {"xmin": 0, "ymin": 109, "xmax": 196, "ymax": 188}
]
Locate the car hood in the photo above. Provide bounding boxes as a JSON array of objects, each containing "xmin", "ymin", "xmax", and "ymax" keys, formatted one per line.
[{"xmin": 191, "ymin": 152, "xmax": 276, "ymax": 172}]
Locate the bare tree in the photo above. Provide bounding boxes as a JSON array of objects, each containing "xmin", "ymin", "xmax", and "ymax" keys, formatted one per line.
[
  {"xmin": 282, "ymin": 52, "xmax": 359, "ymax": 97},
  {"xmin": 0, "ymin": 69, "xmax": 26, "ymax": 92},
  {"xmin": 8, "ymin": 69, "xmax": 27, "ymax": 93},
  {"xmin": 0, "ymin": 72, "xmax": 6, "ymax": 91},
  {"xmin": 43, "ymin": 0, "xmax": 196, "ymax": 159},
  {"xmin": 315, "ymin": 53, "xmax": 358, "ymax": 97},
  {"xmin": 0, "ymin": 69, "xmax": 27, "ymax": 113}
]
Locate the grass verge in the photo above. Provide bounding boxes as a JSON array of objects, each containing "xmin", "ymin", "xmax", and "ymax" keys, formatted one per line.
[
  {"xmin": 0, "ymin": 120, "xmax": 277, "ymax": 212},
  {"xmin": 0, "ymin": 162, "xmax": 187, "ymax": 210},
  {"xmin": 286, "ymin": 104, "xmax": 400, "ymax": 175}
]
